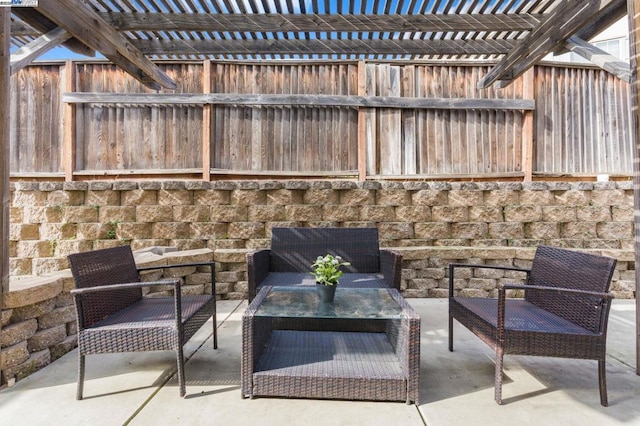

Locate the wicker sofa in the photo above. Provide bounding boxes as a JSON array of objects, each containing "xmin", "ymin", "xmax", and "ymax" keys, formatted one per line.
[{"xmin": 246, "ymin": 227, "xmax": 402, "ymax": 300}]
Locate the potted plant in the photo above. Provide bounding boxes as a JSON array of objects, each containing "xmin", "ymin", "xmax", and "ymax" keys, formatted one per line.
[{"xmin": 311, "ymin": 254, "xmax": 351, "ymax": 303}]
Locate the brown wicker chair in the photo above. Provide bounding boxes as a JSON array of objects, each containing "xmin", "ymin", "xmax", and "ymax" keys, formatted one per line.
[
  {"xmin": 67, "ymin": 245, "xmax": 217, "ymax": 399},
  {"xmin": 247, "ymin": 227, "xmax": 402, "ymax": 300},
  {"xmin": 448, "ymin": 245, "xmax": 616, "ymax": 406}
]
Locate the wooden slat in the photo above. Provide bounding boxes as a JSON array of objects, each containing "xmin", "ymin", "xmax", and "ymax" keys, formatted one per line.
[
  {"xmin": 63, "ymin": 92, "xmax": 535, "ymax": 110},
  {"xmin": 1, "ymin": 9, "xmax": 9, "ymax": 298},
  {"xmin": 564, "ymin": 36, "xmax": 631, "ymax": 82},
  {"xmin": 63, "ymin": 60, "xmax": 75, "ymax": 181},
  {"xmin": 202, "ymin": 59, "xmax": 211, "ymax": 181},
  {"xmin": 10, "ymin": 27, "xmax": 71, "ymax": 75},
  {"xmin": 522, "ymin": 68, "xmax": 534, "ymax": 181}
]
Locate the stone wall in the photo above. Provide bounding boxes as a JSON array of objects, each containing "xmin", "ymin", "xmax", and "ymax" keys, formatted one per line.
[{"xmin": 1, "ymin": 179, "xmax": 637, "ymax": 385}]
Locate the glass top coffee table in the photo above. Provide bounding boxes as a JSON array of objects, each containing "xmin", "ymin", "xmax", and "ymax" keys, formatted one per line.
[{"xmin": 241, "ymin": 286, "xmax": 420, "ymax": 404}]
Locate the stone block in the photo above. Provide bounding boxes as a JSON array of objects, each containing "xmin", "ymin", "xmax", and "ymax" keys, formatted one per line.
[
  {"xmin": 1, "ymin": 349, "xmax": 50, "ymax": 382},
  {"xmin": 122, "ymin": 190, "xmax": 158, "ymax": 205},
  {"xmin": 39, "ymin": 223, "xmax": 77, "ymax": 240},
  {"xmin": 0, "ymin": 341, "xmax": 29, "ymax": 370},
  {"xmin": 524, "ymin": 222, "xmax": 560, "ymax": 239},
  {"xmin": 191, "ymin": 222, "xmax": 228, "ymax": 239},
  {"xmin": 162, "ymin": 265, "xmax": 197, "ymax": 278},
  {"xmin": 249, "ymin": 205, "xmax": 285, "ymax": 221},
  {"xmin": 228, "ymin": 222, "xmax": 265, "ymax": 239},
  {"xmin": 194, "ymin": 189, "xmax": 231, "ymax": 206},
  {"xmin": 10, "ymin": 206, "xmax": 23, "ymax": 222},
  {"xmin": 378, "ymin": 222, "xmax": 413, "ymax": 239},
  {"xmin": 50, "ymin": 335, "xmax": 77, "ymax": 361},
  {"xmin": 10, "ymin": 224, "xmax": 40, "ymax": 240},
  {"xmin": 376, "ymin": 190, "xmax": 411, "ymax": 206},
  {"xmin": 12, "ymin": 191, "xmax": 47, "ymax": 207},
  {"xmin": 54, "ymin": 240, "xmax": 94, "ymax": 257},
  {"xmin": 158, "ymin": 189, "xmax": 193, "ymax": 206},
  {"xmin": 504, "ymin": 205, "xmax": 542, "ymax": 222},
  {"xmin": 597, "ymin": 222, "xmax": 633, "ymax": 239},
  {"xmin": 483, "ymin": 190, "xmax": 519, "ymax": 206},
  {"xmin": 1, "ymin": 319, "xmax": 38, "ymax": 347},
  {"xmin": 284, "ymin": 205, "xmax": 322, "ymax": 221},
  {"xmin": 303, "ymin": 189, "xmax": 340, "ymax": 205},
  {"xmin": 23, "ymin": 206, "xmax": 64, "ymax": 224},
  {"xmin": 583, "ymin": 240, "xmax": 620, "ymax": 249},
  {"xmin": 136, "ymin": 205, "xmax": 174, "ymax": 222},
  {"xmin": 172, "ymin": 205, "xmax": 210, "ymax": 222},
  {"xmin": 340, "ymin": 189, "xmax": 375, "ymax": 205},
  {"xmin": 561, "ymin": 222, "xmax": 597, "ymax": 238},
  {"xmin": 47, "ymin": 190, "xmax": 85, "ymax": 206},
  {"xmin": 267, "ymin": 189, "xmax": 303, "ymax": 205},
  {"xmin": 612, "ymin": 205, "xmax": 634, "ymax": 221},
  {"xmin": 38, "ymin": 306, "xmax": 76, "ymax": 330},
  {"xmin": 487, "ymin": 222, "xmax": 523, "ymax": 239},
  {"xmin": 468, "ymin": 206, "xmax": 502, "ymax": 222},
  {"xmin": 468, "ymin": 278, "xmax": 498, "ymax": 290},
  {"xmin": 359, "ymin": 206, "xmax": 395, "ymax": 221},
  {"xmin": 431, "ymin": 206, "xmax": 468, "ymax": 222},
  {"xmin": 542, "ymin": 206, "xmax": 577, "ymax": 222},
  {"xmin": 4, "ymin": 277, "xmax": 62, "ymax": 309},
  {"xmin": 214, "ymin": 249, "xmax": 249, "ymax": 263},
  {"xmin": 414, "ymin": 222, "xmax": 451, "ymax": 239},
  {"xmin": 590, "ymin": 189, "xmax": 630, "ymax": 206},
  {"xmin": 64, "ymin": 206, "xmax": 99, "ymax": 223},
  {"xmin": 448, "ymin": 190, "xmax": 483, "ymax": 207},
  {"xmin": 27, "ymin": 324, "xmax": 66, "ymax": 352},
  {"xmin": 231, "ymin": 190, "xmax": 267, "ymax": 205},
  {"xmin": 10, "ymin": 299, "xmax": 56, "ymax": 322},
  {"xmin": 99, "ymin": 206, "xmax": 136, "ymax": 223},
  {"xmin": 395, "ymin": 206, "xmax": 431, "ymax": 222},
  {"xmin": 411, "ymin": 190, "xmax": 448, "ymax": 206},
  {"xmin": 55, "ymin": 292, "xmax": 74, "ymax": 308},
  {"xmin": 117, "ymin": 222, "xmax": 153, "ymax": 239},
  {"xmin": 576, "ymin": 206, "xmax": 612, "ymax": 222},
  {"xmin": 322, "ymin": 205, "xmax": 359, "ymax": 221},
  {"xmin": 554, "ymin": 190, "xmax": 591, "ymax": 206},
  {"xmin": 451, "ymin": 223, "xmax": 488, "ymax": 239},
  {"xmin": 186, "ymin": 271, "xmax": 216, "ymax": 285},
  {"xmin": 407, "ymin": 278, "xmax": 439, "ymax": 290},
  {"xmin": 86, "ymin": 190, "xmax": 120, "ymax": 206},
  {"xmin": 10, "ymin": 258, "xmax": 32, "ymax": 276},
  {"xmin": 76, "ymin": 223, "xmax": 103, "ymax": 240},
  {"xmin": 150, "ymin": 222, "xmax": 190, "ymax": 239},
  {"xmin": 1, "ymin": 309, "xmax": 12, "ymax": 327},
  {"xmin": 16, "ymin": 241, "xmax": 54, "ymax": 258},
  {"xmin": 415, "ymin": 268, "xmax": 446, "ymax": 279},
  {"xmin": 519, "ymin": 190, "xmax": 555, "ymax": 205},
  {"xmin": 210, "ymin": 205, "xmax": 248, "ymax": 222}
]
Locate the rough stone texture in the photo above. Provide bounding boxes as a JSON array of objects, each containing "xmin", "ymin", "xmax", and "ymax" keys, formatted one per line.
[
  {"xmin": 50, "ymin": 335, "xmax": 78, "ymax": 361},
  {"xmin": 10, "ymin": 299, "xmax": 56, "ymax": 322},
  {"xmin": 4, "ymin": 277, "xmax": 62, "ymax": 309},
  {"xmin": 38, "ymin": 306, "xmax": 77, "ymax": 330},
  {"xmin": 1, "ymin": 349, "xmax": 51, "ymax": 382},
  {"xmin": 0, "ymin": 341, "xmax": 29, "ymax": 370},
  {"xmin": 1, "ymin": 319, "xmax": 38, "ymax": 347},
  {"xmin": 27, "ymin": 325, "xmax": 67, "ymax": 352}
]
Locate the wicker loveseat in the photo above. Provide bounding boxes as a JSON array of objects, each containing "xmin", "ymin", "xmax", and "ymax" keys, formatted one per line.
[
  {"xmin": 246, "ymin": 227, "xmax": 402, "ymax": 300},
  {"xmin": 448, "ymin": 245, "xmax": 616, "ymax": 406}
]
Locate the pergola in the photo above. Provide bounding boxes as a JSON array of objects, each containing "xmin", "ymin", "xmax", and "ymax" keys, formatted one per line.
[{"xmin": 1, "ymin": 0, "xmax": 639, "ymax": 375}]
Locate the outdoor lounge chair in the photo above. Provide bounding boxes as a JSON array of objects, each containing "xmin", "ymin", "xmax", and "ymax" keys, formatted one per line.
[
  {"xmin": 448, "ymin": 245, "xmax": 616, "ymax": 406},
  {"xmin": 246, "ymin": 227, "xmax": 402, "ymax": 300},
  {"xmin": 67, "ymin": 245, "xmax": 217, "ymax": 399}
]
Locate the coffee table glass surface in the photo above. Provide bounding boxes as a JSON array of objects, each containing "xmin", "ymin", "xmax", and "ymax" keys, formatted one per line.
[{"xmin": 254, "ymin": 287, "xmax": 404, "ymax": 319}]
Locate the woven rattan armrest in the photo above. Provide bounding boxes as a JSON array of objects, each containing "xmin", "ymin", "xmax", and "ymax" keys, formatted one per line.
[
  {"xmin": 499, "ymin": 283, "xmax": 614, "ymax": 299},
  {"xmin": 380, "ymin": 249, "xmax": 402, "ymax": 290},
  {"xmin": 449, "ymin": 263, "xmax": 531, "ymax": 294}
]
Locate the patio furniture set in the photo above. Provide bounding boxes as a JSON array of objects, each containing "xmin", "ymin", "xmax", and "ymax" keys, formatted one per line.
[{"xmin": 66, "ymin": 227, "xmax": 617, "ymax": 407}]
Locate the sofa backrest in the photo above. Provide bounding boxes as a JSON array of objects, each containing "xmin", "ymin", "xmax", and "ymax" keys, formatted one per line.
[{"xmin": 270, "ymin": 227, "xmax": 381, "ymax": 273}]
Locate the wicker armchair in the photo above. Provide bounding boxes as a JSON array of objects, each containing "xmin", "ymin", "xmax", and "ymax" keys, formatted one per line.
[
  {"xmin": 246, "ymin": 227, "xmax": 402, "ymax": 300},
  {"xmin": 67, "ymin": 245, "xmax": 217, "ymax": 399},
  {"xmin": 448, "ymin": 245, "xmax": 616, "ymax": 406}
]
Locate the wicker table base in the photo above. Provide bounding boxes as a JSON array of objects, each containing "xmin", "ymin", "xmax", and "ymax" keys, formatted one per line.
[{"xmin": 241, "ymin": 286, "xmax": 420, "ymax": 404}]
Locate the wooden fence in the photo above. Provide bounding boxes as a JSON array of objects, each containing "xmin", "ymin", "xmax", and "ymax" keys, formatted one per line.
[{"xmin": 8, "ymin": 60, "xmax": 633, "ymax": 180}]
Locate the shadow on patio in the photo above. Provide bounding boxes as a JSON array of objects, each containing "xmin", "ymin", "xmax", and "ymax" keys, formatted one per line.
[{"xmin": 2, "ymin": 299, "xmax": 640, "ymax": 426}]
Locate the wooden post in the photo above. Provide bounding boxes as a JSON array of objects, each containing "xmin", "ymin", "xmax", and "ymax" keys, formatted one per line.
[
  {"xmin": 202, "ymin": 59, "xmax": 211, "ymax": 181},
  {"xmin": 522, "ymin": 68, "xmax": 535, "ymax": 182},
  {"xmin": 63, "ymin": 60, "xmax": 75, "ymax": 181},
  {"xmin": 357, "ymin": 61, "xmax": 367, "ymax": 181},
  {"xmin": 0, "ymin": 8, "xmax": 10, "ymax": 383},
  {"xmin": 628, "ymin": 0, "xmax": 640, "ymax": 375}
]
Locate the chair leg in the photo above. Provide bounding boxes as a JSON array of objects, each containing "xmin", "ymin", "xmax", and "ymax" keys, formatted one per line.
[
  {"xmin": 494, "ymin": 348, "xmax": 504, "ymax": 405},
  {"xmin": 448, "ymin": 315, "xmax": 453, "ymax": 351},
  {"xmin": 77, "ymin": 354, "xmax": 85, "ymax": 400},
  {"xmin": 598, "ymin": 359, "xmax": 608, "ymax": 407},
  {"xmin": 177, "ymin": 347, "xmax": 186, "ymax": 397},
  {"xmin": 213, "ymin": 312, "xmax": 218, "ymax": 350}
]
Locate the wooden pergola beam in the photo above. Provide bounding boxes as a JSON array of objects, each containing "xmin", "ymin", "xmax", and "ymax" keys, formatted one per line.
[
  {"xmin": 100, "ymin": 12, "xmax": 545, "ymax": 33},
  {"xmin": 34, "ymin": 0, "xmax": 176, "ymax": 90},
  {"xmin": 479, "ymin": 0, "xmax": 619, "ymax": 89},
  {"xmin": 136, "ymin": 38, "xmax": 516, "ymax": 57},
  {"xmin": 10, "ymin": 27, "xmax": 71, "ymax": 75},
  {"xmin": 11, "ymin": 8, "xmax": 94, "ymax": 57},
  {"xmin": 564, "ymin": 36, "xmax": 631, "ymax": 82}
]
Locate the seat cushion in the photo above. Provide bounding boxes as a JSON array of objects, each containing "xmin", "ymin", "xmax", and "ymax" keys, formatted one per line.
[{"xmin": 453, "ymin": 297, "xmax": 595, "ymax": 335}]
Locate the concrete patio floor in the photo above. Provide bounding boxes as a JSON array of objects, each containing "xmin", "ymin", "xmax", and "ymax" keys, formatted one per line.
[{"xmin": 2, "ymin": 298, "xmax": 640, "ymax": 426}]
